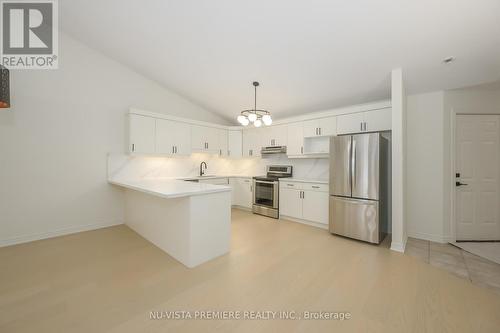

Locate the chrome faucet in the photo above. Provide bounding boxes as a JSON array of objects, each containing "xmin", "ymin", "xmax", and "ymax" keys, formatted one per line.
[{"xmin": 200, "ymin": 162, "xmax": 207, "ymax": 176}]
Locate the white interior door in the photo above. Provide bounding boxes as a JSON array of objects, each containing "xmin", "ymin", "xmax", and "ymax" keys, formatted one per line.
[{"xmin": 456, "ymin": 115, "xmax": 500, "ymax": 241}]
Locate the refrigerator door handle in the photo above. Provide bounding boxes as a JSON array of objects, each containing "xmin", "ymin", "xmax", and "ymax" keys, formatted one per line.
[
  {"xmin": 351, "ymin": 138, "xmax": 356, "ymax": 190},
  {"xmin": 348, "ymin": 137, "xmax": 352, "ymax": 191}
]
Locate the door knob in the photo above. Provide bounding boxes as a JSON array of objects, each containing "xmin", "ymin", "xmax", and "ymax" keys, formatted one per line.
[{"xmin": 456, "ymin": 181, "xmax": 468, "ymax": 187}]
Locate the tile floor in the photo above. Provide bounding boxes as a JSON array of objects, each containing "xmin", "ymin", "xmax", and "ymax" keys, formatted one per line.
[{"xmin": 405, "ymin": 237, "xmax": 500, "ymax": 295}]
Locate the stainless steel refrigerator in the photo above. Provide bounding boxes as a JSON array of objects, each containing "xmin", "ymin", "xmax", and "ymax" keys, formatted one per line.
[{"xmin": 329, "ymin": 133, "xmax": 389, "ymax": 244}]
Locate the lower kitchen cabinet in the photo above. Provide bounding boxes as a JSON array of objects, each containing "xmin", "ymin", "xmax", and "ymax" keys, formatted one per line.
[
  {"xmin": 301, "ymin": 189, "xmax": 329, "ymax": 225},
  {"xmin": 230, "ymin": 178, "xmax": 253, "ymax": 208},
  {"xmin": 279, "ymin": 181, "xmax": 329, "ymax": 226},
  {"xmin": 279, "ymin": 187, "xmax": 303, "ymax": 218}
]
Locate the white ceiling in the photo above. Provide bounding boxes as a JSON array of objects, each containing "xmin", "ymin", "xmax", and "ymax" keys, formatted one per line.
[{"xmin": 60, "ymin": 0, "xmax": 500, "ymax": 123}]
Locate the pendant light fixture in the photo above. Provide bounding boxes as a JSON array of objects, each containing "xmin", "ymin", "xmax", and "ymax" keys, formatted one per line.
[
  {"xmin": 0, "ymin": 65, "xmax": 10, "ymax": 108},
  {"xmin": 237, "ymin": 81, "xmax": 272, "ymax": 127}
]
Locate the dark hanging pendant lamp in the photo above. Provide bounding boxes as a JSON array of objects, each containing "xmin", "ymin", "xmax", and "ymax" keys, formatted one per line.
[{"xmin": 0, "ymin": 65, "xmax": 10, "ymax": 108}]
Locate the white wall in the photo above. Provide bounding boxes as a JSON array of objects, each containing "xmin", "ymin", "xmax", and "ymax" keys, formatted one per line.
[
  {"xmin": 0, "ymin": 32, "xmax": 228, "ymax": 246},
  {"xmin": 391, "ymin": 68, "xmax": 407, "ymax": 252},
  {"xmin": 406, "ymin": 91, "xmax": 448, "ymax": 242}
]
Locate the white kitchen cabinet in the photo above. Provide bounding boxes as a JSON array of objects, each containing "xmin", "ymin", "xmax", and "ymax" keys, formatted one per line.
[
  {"xmin": 155, "ymin": 119, "xmax": 191, "ymax": 156},
  {"xmin": 303, "ymin": 116, "xmax": 337, "ymax": 137},
  {"xmin": 287, "ymin": 122, "xmax": 304, "ymax": 156},
  {"xmin": 337, "ymin": 108, "xmax": 391, "ymax": 135},
  {"xmin": 228, "ymin": 130, "xmax": 242, "ymax": 158},
  {"xmin": 336, "ymin": 112, "xmax": 365, "ymax": 135},
  {"xmin": 262, "ymin": 125, "xmax": 287, "ymax": 147},
  {"xmin": 302, "ymin": 189, "xmax": 329, "ymax": 225},
  {"xmin": 279, "ymin": 181, "xmax": 329, "ymax": 226},
  {"xmin": 242, "ymin": 129, "xmax": 261, "ymax": 157},
  {"xmin": 231, "ymin": 178, "xmax": 253, "ymax": 208},
  {"xmin": 363, "ymin": 108, "xmax": 392, "ymax": 132},
  {"xmin": 217, "ymin": 129, "xmax": 228, "ymax": 157},
  {"xmin": 191, "ymin": 125, "xmax": 219, "ymax": 152},
  {"xmin": 129, "ymin": 114, "xmax": 156, "ymax": 154},
  {"xmin": 279, "ymin": 187, "xmax": 303, "ymax": 218}
]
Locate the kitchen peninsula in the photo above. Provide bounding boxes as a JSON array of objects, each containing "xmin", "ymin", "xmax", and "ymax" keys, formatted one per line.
[{"xmin": 109, "ymin": 177, "xmax": 231, "ymax": 268}]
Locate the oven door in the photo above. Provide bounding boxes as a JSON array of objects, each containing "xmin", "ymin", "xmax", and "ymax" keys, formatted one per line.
[{"xmin": 253, "ymin": 180, "xmax": 278, "ymax": 209}]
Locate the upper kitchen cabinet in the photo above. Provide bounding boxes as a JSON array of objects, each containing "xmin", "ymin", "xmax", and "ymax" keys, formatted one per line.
[
  {"xmin": 155, "ymin": 119, "xmax": 191, "ymax": 156},
  {"xmin": 228, "ymin": 130, "xmax": 243, "ymax": 158},
  {"xmin": 261, "ymin": 125, "xmax": 287, "ymax": 147},
  {"xmin": 337, "ymin": 108, "xmax": 391, "ymax": 135},
  {"xmin": 217, "ymin": 129, "xmax": 228, "ymax": 157},
  {"xmin": 363, "ymin": 108, "xmax": 392, "ymax": 132},
  {"xmin": 336, "ymin": 112, "xmax": 365, "ymax": 135},
  {"xmin": 303, "ymin": 116, "xmax": 337, "ymax": 137},
  {"xmin": 242, "ymin": 128, "xmax": 261, "ymax": 157},
  {"xmin": 129, "ymin": 114, "xmax": 156, "ymax": 154},
  {"xmin": 287, "ymin": 122, "xmax": 304, "ymax": 156},
  {"xmin": 191, "ymin": 125, "xmax": 219, "ymax": 152}
]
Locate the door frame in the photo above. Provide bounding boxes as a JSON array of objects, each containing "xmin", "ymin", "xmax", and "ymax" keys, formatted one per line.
[{"xmin": 450, "ymin": 110, "xmax": 500, "ymax": 242}]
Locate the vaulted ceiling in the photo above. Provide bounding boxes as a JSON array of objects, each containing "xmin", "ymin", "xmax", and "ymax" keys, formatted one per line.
[{"xmin": 60, "ymin": 0, "xmax": 500, "ymax": 123}]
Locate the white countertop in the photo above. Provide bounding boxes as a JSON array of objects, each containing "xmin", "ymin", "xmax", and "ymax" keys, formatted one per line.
[
  {"xmin": 280, "ymin": 178, "xmax": 329, "ymax": 184},
  {"xmin": 109, "ymin": 178, "xmax": 231, "ymax": 199}
]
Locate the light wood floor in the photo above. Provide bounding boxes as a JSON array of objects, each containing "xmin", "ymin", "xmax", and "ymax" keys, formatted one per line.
[{"xmin": 1, "ymin": 209, "xmax": 500, "ymax": 332}]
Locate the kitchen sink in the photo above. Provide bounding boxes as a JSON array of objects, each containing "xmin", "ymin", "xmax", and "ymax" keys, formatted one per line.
[{"xmin": 181, "ymin": 175, "xmax": 217, "ymax": 182}]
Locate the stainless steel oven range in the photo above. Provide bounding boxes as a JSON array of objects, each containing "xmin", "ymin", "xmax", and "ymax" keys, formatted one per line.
[{"xmin": 252, "ymin": 165, "xmax": 292, "ymax": 219}]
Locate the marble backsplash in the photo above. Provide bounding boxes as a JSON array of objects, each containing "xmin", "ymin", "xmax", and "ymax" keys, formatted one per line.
[{"xmin": 108, "ymin": 153, "xmax": 329, "ymax": 181}]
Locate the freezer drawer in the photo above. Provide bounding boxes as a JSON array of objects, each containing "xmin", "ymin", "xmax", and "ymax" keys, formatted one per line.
[{"xmin": 329, "ymin": 196, "xmax": 382, "ymax": 244}]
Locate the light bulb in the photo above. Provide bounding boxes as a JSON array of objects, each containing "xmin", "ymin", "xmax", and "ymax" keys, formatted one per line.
[
  {"xmin": 262, "ymin": 114, "xmax": 272, "ymax": 126},
  {"xmin": 248, "ymin": 113, "xmax": 257, "ymax": 122},
  {"xmin": 241, "ymin": 117, "xmax": 249, "ymax": 126},
  {"xmin": 254, "ymin": 119, "xmax": 262, "ymax": 127},
  {"xmin": 237, "ymin": 115, "xmax": 246, "ymax": 124}
]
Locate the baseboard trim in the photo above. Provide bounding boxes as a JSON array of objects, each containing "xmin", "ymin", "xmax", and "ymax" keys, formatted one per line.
[
  {"xmin": 231, "ymin": 205, "xmax": 252, "ymax": 212},
  {"xmin": 0, "ymin": 221, "xmax": 124, "ymax": 248},
  {"xmin": 279, "ymin": 215, "xmax": 329, "ymax": 230},
  {"xmin": 391, "ymin": 237, "xmax": 407, "ymax": 253},
  {"xmin": 408, "ymin": 231, "xmax": 452, "ymax": 244}
]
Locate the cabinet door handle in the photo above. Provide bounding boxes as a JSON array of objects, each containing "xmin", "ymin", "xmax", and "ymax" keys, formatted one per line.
[
  {"xmin": 287, "ymin": 184, "xmax": 294, "ymax": 187},
  {"xmin": 175, "ymin": 146, "xmax": 178, "ymax": 154},
  {"xmin": 301, "ymin": 146, "xmax": 303, "ymax": 154},
  {"xmin": 172, "ymin": 146, "xmax": 174, "ymax": 154},
  {"xmin": 364, "ymin": 122, "xmax": 367, "ymax": 131},
  {"xmin": 132, "ymin": 144, "xmax": 135, "ymax": 152},
  {"xmin": 360, "ymin": 122, "xmax": 363, "ymax": 131},
  {"xmin": 319, "ymin": 128, "xmax": 321, "ymax": 135},
  {"xmin": 312, "ymin": 186, "xmax": 320, "ymax": 189},
  {"xmin": 302, "ymin": 191, "xmax": 305, "ymax": 199}
]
